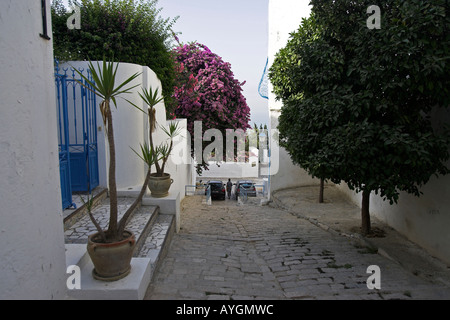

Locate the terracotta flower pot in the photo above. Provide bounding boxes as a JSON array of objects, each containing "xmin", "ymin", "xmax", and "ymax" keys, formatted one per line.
[
  {"xmin": 148, "ymin": 173, "xmax": 173, "ymax": 198},
  {"xmin": 87, "ymin": 230, "xmax": 136, "ymax": 281}
]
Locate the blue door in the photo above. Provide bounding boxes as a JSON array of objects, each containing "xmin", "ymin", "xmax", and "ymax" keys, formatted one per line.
[
  {"xmin": 65, "ymin": 69, "xmax": 99, "ymax": 193},
  {"xmin": 55, "ymin": 72, "xmax": 74, "ymax": 210},
  {"xmin": 55, "ymin": 63, "xmax": 99, "ymax": 209}
]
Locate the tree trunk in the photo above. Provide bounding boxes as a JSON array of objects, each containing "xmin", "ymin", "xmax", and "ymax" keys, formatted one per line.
[
  {"xmin": 361, "ymin": 189, "xmax": 371, "ymax": 235},
  {"xmin": 149, "ymin": 109, "xmax": 161, "ymax": 174},
  {"xmin": 117, "ymin": 167, "xmax": 152, "ymax": 236},
  {"xmin": 105, "ymin": 106, "xmax": 119, "ymax": 241},
  {"xmin": 319, "ymin": 178, "xmax": 324, "ymax": 203}
]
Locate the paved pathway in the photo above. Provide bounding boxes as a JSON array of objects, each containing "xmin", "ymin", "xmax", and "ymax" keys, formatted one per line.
[{"xmin": 144, "ymin": 192, "xmax": 450, "ymax": 300}]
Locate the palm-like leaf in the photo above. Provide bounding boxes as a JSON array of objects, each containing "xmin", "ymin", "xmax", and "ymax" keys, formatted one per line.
[
  {"xmin": 72, "ymin": 58, "xmax": 141, "ymax": 134},
  {"xmin": 76, "ymin": 59, "xmax": 141, "ymax": 103},
  {"xmin": 69, "ymin": 57, "xmax": 143, "ymax": 242},
  {"xmin": 156, "ymin": 143, "xmax": 171, "ymax": 159},
  {"xmin": 139, "ymin": 87, "xmax": 164, "ymax": 109},
  {"xmin": 161, "ymin": 121, "xmax": 182, "ymax": 139},
  {"xmin": 131, "ymin": 143, "xmax": 161, "ymax": 167}
]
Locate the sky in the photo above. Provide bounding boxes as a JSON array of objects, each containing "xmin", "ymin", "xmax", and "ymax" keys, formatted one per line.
[
  {"xmin": 62, "ymin": 0, "xmax": 270, "ymax": 126},
  {"xmin": 158, "ymin": 0, "xmax": 269, "ymax": 126}
]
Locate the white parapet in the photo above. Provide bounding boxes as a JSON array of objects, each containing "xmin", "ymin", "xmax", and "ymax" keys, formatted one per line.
[
  {"xmin": 142, "ymin": 191, "xmax": 181, "ymax": 233},
  {"xmin": 65, "ymin": 244, "xmax": 152, "ymax": 300}
]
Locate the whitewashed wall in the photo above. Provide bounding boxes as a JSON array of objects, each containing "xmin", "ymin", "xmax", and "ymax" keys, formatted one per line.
[
  {"xmin": 164, "ymin": 118, "xmax": 193, "ymax": 200},
  {"xmin": 336, "ymin": 109, "xmax": 450, "ymax": 264},
  {"xmin": 0, "ymin": 0, "xmax": 67, "ymax": 299},
  {"xmin": 62, "ymin": 61, "xmax": 193, "ymax": 199},
  {"xmin": 63, "ymin": 61, "xmax": 147, "ymax": 192},
  {"xmin": 200, "ymin": 160, "xmax": 259, "ymax": 179},
  {"xmin": 268, "ymin": 0, "xmax": 318, "ymax": 196}
]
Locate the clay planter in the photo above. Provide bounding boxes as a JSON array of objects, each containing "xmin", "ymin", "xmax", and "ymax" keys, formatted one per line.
[
  {"xmin": 87, "ymin": 230, "xmax": 136, "ymax": 281},
  {"xmin": 148, "ymin": 173, "xmax": 173, "ymax": 198}
]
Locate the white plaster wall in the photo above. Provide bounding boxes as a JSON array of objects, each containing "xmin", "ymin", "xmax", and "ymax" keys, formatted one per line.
[
  {"xmin": 64, "ymin": 61, "xmax": 148, "ymax": 191},
  {"xmin": 200, "ymin": 161, "xmax": 259, "ymax": 179},
  {"xmin": 112, "ymin": 63, "xmax": 147, "ymax": 190},
  {"xmin": 268, "ymin": 0, "xmax": 318, "ymax": 195},
  {"xmin": 0, "ymin": 0, "xmax": 67, "ymax": 299},
  {"xmin": 336, "ymin": 109, "xmax": 450, "ymax": 264},
  {"xmin": 338, "ymin": 177, "xmax": 450, "ymax": 264},
  {"xmin": 64, "ymin": 61, "xmax": 194, "ymax": 199},
  {"xmin": 164, "ymin": 118, "xmax": 194, "ymax": 200}
]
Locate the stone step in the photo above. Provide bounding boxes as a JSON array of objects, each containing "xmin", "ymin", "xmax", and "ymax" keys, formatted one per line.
[
  {"xmin": 64, "ymin": 197, "xmax": 160, "ymax": 257},
  {"xmin": 137, "ymin": 214, "xmax": 175, "ymax": 276},
  {"xmin": 63, "ymin": 188, "xmax": 108, "ymax": 230},
  {"xmin": 64, "ymin": 197, "xmax": 176, "ymax": 300}
]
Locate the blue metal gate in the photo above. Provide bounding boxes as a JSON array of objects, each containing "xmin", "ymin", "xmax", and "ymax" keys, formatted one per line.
[{"xmin": 55, "ymin": 63, "xmax": 99, "ymax": 209}]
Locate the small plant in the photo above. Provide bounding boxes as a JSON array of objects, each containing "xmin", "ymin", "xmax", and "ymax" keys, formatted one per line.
[{"xmin": 136, "ymin": 87, "xmax": 182, "ymax": 177}]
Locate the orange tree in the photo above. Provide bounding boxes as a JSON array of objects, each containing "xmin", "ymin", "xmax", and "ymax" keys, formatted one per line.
[{"xmin": 269, "ymin": 0, "xmax": 450, "ymax": 235}]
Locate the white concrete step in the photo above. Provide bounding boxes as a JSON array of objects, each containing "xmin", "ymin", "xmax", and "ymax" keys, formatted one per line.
[{"xmin": 65, "ymin": 212, "xmax": 175, "ymax": 300}]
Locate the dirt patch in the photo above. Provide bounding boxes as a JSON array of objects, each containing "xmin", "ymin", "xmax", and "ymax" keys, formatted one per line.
[{"xmin": 350, "ymin": 226, "xmax": 386, "ymax": 238}]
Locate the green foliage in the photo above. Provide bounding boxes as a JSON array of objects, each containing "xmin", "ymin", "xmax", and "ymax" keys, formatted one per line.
[
  {"xmin": 269, "ymin": 0, "xmax": 450, "ymax": 204},
  {"xmin": 51, "ymin": 0, "xmax": 178, "ymax": 114},
  {"xmin": 72, "ymin": 58, "xmax": 141, "ymax": 132},
  {"xmin": 73, "ymin": 57, "xmax": 142, "ymax": 242},
  {"xmin": 138, "ymin": 87, "xmax": 181, "ymax": 176},
  {"xmin": 131, "ymin": 142, "xmax": 158, "ymax": 168}
]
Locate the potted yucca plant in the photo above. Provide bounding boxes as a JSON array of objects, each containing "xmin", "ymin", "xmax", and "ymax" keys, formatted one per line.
[
  {"xmin": 74, "ymin": 58, "xmax": 158, "ymax": 281},
  {"xmin": 137, "ymin": 87, "xmax": 181, "ymax": 198}
]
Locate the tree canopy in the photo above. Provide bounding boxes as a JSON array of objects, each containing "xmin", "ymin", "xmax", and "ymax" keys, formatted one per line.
[
  {"xmin": 269, "ymin": 0, "xmax": 450, "ymax": 234},
  {"xmin": 51, "ymin": 0, "xmax": 178, "ymax": 108}
]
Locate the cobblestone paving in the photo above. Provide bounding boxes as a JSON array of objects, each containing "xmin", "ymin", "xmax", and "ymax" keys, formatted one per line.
[
  {"xmin": 145, "ymin": 195, "xmax": 450, "ymax": 300},
  {"xmin": 64, "ymin": 198, "xmax": 156, "ymax": 244}
]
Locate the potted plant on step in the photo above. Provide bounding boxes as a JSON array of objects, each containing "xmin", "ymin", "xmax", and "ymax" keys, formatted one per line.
[
  {"xmin": 137, "ymin": 87, "xmax": 181, "ymax": 198},
  {"xmin": 74, "ymin": 58, "xmax": 157, "ymax": 281}
]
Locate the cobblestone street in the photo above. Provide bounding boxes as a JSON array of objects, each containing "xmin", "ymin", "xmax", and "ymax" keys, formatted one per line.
[{"xmin": 145, "ymin": 190, "xmax": 450, "ymax": 300}]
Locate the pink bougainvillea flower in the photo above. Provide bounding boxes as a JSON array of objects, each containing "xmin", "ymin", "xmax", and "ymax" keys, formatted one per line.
[{"xmin": 170, "ymin": 43, "xmax": 251, "ymax": 173}]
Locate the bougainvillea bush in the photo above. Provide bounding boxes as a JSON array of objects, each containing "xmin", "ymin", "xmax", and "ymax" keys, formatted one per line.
[{"xmin": 170, "ymin": 43, "xmax": 251, "ymax": 173}]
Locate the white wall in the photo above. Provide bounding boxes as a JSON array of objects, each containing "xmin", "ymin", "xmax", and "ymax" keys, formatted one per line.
[
  {"xmin": 268, "ymin": 0, "xmax": 318, "ymax": 195},
  {"xmin": 63, "ymin": 61, "xmax": 148, "ymax": 192},
  {"xmin": 139, "ymin": 72, "xmax": 193, "ymax": 199},
  {"xmin": 337, "ymin": 108, "xmax": 450, "ymax": 264},
  {"xmin": 164, "ymin": 118, "xmax": 193, "ymax": 200},
  {"xmin": 63, "ymin": 61, "xmax": 193, "ymax": 199},
  {"xmin": 200, "ymin": 161, "xmax": 259, "ymax": 179},
  {"xmin": 0, "ymin": 0, "xmax": 67, "ymax": 299}
]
